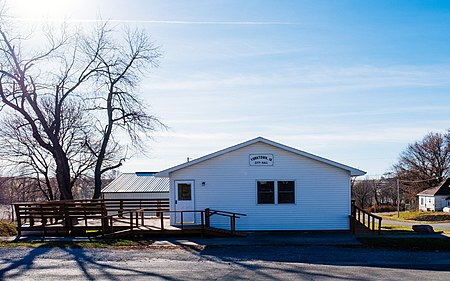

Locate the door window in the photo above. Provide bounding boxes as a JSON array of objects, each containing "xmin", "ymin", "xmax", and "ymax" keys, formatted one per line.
[{"xmin": 177, "ymin": 183, "xmax": 192, "ymax": 200}]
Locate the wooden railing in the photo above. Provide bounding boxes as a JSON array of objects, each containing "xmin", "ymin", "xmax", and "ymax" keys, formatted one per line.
[
  {"xmin": 104, "ymin": 208, "xmax": 246, "ymax": 236},
  {"xmin": 13, "ymin": 200, "xmax": 108, "ymax": 236},
  {"xmin": 13, "ymin": 199, "xmax": 245, "ymax": 237},
  {"xmin": 350, "ymin": 201, "xmax": 382, "ymax": 235},
  {"xmin": 205, "ymin": 208, "xmax": 247, "ymax": 235},
  {"xmin": 101, "ymin": 198, "xmax": 169, "ymax": 216}
]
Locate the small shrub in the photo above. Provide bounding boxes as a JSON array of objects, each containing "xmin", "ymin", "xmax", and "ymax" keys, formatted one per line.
[
  {"xmin": 0, "ymin": 220, "xmax": 17, "ymax": 236},
  {"xmin": 367, "ymin": 205, "xmax": 398, "ymax": 213}
]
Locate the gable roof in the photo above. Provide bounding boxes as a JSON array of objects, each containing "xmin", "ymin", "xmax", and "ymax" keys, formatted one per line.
[
  {"xmin": 101, "ymin": 173, "xmax": 169, "ymax": 193},
  {"xmin": 417, "ymin": 179, "xmax": 450, "ymax": 196},
  {"xmin": 156, "ymin": 137, "xmax": 366, "ymax": 177}
]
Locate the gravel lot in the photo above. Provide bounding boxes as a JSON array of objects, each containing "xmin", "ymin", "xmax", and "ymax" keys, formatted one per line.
[{"xmin": 1, "ymin": 245, "xmax": 450, "ymax": 280}]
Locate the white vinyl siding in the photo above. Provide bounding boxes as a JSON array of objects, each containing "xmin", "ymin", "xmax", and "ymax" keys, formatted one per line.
[
  {"xmin": 169, "ymin": 142, "xmax": 351, "ymax": 231},
  {"xmin": 419, "ymin": 195, "xmax": 450, "ymax": 211}
]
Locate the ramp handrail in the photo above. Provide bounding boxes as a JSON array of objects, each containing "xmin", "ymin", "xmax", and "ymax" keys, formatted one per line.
[
  {"xmin": 205, "ymin": 208, "xmax": 247, "ymax": 234},
  {"xmin": 350, "ymin": 200, "xmax": 382, "ymax": 235}
]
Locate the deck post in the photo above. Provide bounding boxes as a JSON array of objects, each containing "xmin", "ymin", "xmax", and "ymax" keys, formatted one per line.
[
  {"xmin": 63, "ymin": 203, "xmax": 70, "ymax": 235},
  {"xmin": 119, "ymin": 200, "xmax": 124, "ymax": 218},
  {"xmin": 131, "ymin": 212, "xmax": 134, "ymax": 231},
  {"xmin": 201, "ymin": 211, "xmax": 204, "ymax": 229},
  {"xmin": 135, "ymin": 211, "xmax": 139, "ymax": 227},
  {"xmin": 14, "ymin": 204, "xmax": 21, "ymax": 237},
  {"xmin": 378, "ymin": 217, "xmax": 382, "ymax": 235},
  {"xmin": 160, "ymin": 211, "xmax": 164, "ymax": 231},
  {"xmin": 181, "ymin": 211, "xmax": 184, "ymax": 231},
  {"xmin": 372, "ymin": 215, "xmax": 375, "ymax": 231},
  {"xmin": 349, "ymin": 215, "xmax": 354, "ymax": 234},
  {"xmin": 205, "ymin": 208, "xmax": 210, "ymax": 227},
  {"xmin": 231, "ymin": 214, "xmax": 236, "ymax": 235}
]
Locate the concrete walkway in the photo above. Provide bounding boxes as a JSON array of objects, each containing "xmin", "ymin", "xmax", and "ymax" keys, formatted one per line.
[
  {"xmin": 171, "ymin": 231, "xmax": 361, "ymax": 247},
  {"xmin": 3, "ymin": 229, "xmax": 450, "ymax": 249},
  {"xmin": 1, "ymin": 231, "xmax": 362, "ymax": 247}
]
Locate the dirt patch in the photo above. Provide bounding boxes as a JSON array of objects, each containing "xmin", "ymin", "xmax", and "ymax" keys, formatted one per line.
[{"xmin": 413, "ymin": 214, "xmax": 450, "ymax": 222}]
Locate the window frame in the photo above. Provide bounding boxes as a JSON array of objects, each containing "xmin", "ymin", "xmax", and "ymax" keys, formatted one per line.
[
  {"xmin": 277, "ymin": 180, "xmax": 295, "ymax": 204},
  {"xmin": 256, "ymin": 179, "xmax": 296, "ymax": 205},
  {"xmin": 257, "ymin": 180, "xmax": 275, "ymax": 204}
]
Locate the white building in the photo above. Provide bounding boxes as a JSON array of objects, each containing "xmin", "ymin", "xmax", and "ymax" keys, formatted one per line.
[
  {"xmin": 156, "ymin": 137, "xmax": 365, "ymax": 231},
  {"xmin": 417, "ymin": 179, "xmax": 450, "ymax": 211}
]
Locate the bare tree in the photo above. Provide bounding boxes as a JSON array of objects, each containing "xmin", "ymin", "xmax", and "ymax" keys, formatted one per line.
[
  {"xmin": 392, "ymin": 131, "xmax": 450, "ymax": 195},
  {"xmin": 83, "ymin": 25, "xmax": 163, "ymax": 199},
  {"xmin": 352, "ymin": 178, "xmax": 374, "ymax": 209},
  {"xmin": 0, "ymin": 99, "xmax": 95, "ymax": 200},
  {"xmin": 0, "ymin": 12, "xmax": 162, "ymax": 199}
]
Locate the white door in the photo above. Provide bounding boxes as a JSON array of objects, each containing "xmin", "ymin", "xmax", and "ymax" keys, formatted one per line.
[{"xmin": 174, "ymin": 180, "xmax": 195, "ymax": 223}]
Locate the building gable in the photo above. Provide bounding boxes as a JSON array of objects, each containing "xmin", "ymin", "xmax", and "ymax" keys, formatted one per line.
[{"xmin": 156, "ymin": 137, "xmax": 365, "ymax": 177}]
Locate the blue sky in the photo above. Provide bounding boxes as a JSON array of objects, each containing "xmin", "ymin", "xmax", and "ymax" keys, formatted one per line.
[{"xmin": 7, "ymin": 0, "xmax": 450, "ymax": 177}]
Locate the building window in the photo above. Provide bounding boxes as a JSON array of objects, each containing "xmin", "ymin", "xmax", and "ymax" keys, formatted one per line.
[
  {"xmin": 278, "ymin": 181, "xmax": 295, "ymax": 204},
  {"xmin": 420, "ymin": 198, "xmax": 424, "ymax": 205},
  {"xmin": 257, "ymin": 180, "xmax": 295, "ymax": 204},
  {"xmin": 177, "ymin": 183, "xmax": 192, "ymax": 201},
  {"xmin": 257, "ymin": 181, "xmax": 275, "ymax": 204}
]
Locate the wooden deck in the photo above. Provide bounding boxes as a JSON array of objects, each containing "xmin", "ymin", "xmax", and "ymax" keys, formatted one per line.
[{"xmin": 13, "ymin": 199, "xmax": 246, "ymax": 238}]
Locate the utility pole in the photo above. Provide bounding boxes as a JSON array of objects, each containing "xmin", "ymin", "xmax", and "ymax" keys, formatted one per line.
[
  {"xmin": 397, "ymin": 178, "xmax": 400, "ymax": 218},
  {"xmin": 396, "ymin": 177, "xmax": 438, "ymax": 218}
]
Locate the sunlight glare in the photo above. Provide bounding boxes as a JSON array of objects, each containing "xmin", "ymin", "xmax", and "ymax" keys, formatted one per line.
[{"xmin": 10, "ymin": 0, "xmax": 77, "ymax": 19}]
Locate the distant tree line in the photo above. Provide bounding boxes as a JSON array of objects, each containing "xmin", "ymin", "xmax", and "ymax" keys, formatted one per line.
[{"xmin": 352, "ymin": 131, "xmax": 450, "ymax": 211}]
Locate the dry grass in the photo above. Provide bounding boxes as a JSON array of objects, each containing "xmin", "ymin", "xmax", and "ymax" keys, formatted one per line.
[
  {"xmin": 381, "ymin": 211, "xmax": 450, "ymax": 222},
  {"xmin": 0, "ymin": 220, "xmax": 17, "ymax": 236}
]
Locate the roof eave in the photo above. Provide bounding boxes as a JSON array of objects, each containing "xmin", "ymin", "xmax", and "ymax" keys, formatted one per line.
[{"xmin": 154, "ymin": 137, "xmax": 366, "ymax": 177}]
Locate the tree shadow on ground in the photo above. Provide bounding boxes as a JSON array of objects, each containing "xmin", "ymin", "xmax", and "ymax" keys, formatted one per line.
[
  {"xmin": 173, "ymin": 232, "xmax": 450, "ymax": 273},
  {"xmin": 0, "ymin": 242, "xmax": 182, "ymax": 281}
]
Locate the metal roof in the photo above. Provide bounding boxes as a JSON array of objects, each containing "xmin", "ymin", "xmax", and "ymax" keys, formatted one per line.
[{"xmin": 101, "ymin": 173, "xmax": 169, "ymax": 193}]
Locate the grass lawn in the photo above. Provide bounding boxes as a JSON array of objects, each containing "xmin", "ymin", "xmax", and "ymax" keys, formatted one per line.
[
  {"xmin": 380, "ymin": 224, "xmax": 450, "ymax": 234},
  {"xmin": 379, "ymin": 211, "xmax": 450, "ymax": 223}
]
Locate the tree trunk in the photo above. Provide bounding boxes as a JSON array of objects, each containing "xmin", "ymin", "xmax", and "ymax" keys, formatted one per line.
[
  {"xmin": 93, "ymin": 163, "xmax": 102, "ymax": 199},
  {"xmin": 53, "ymin": 145, "xmax": 73, "ymax": 200}
]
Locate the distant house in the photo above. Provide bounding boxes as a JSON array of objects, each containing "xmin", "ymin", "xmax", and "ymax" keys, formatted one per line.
[
  {"xmin": 101, "ymin": 172, "xmax": 169, "ymax": 200},
  {"xmin": 156, "ymin": 137, "xmax": 365, "ymax": 231},
  {"xmin": 417, "ymin": 179, "xmax": 450, "ymax": 211}
]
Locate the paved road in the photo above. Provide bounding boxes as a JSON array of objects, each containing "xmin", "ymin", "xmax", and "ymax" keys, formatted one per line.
[
  {"xmin": 1, "ymin": 245, "xmax": 450, "ymax": 280},
  {"xmin": 382, "ymin": 218, "xmax": 450, "ymax": 230}
]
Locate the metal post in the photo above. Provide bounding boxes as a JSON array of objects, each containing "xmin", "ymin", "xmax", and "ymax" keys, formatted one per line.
[{"xmin": 397, "ymin": 178, "xmax": 400, "ymax": 218}]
